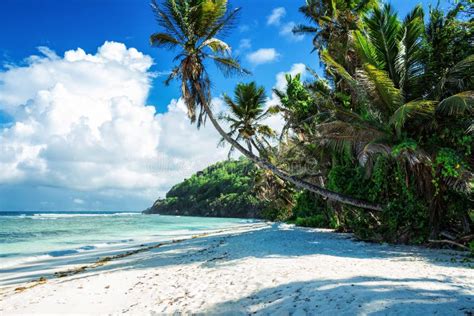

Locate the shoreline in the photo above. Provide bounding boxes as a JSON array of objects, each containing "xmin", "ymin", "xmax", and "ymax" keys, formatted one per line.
[{"xmin": 1, "ymin": 223, "xmax": 473, "ymax": 314}]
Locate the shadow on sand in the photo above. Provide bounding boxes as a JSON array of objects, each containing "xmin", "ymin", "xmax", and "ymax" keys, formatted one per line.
[{"xmin": 206, "ymin": 276, "xmax": 473, "ymax": 315}]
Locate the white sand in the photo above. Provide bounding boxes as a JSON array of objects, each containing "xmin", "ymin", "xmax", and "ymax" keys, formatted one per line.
[{"xmin": 0, "ymin": 223, "xmax": 473, "ymax": 315}]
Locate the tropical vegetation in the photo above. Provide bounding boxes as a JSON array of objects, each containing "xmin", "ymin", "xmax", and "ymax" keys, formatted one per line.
[
  {"xmin": 150, "ymin": 0, "xmax": 473, "ymax": 249},
  {"xmin": 143, "ymin": 158, "xmax": 266, "ymax": 218}
]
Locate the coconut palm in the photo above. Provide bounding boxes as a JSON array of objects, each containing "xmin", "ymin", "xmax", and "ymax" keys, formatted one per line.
[
  {"xmin": 219, "ymin": 82, "xmax": 276, "ymax": 155},
  {"xmin": 317, "ymin": 60, "xmax": 473, "ymax": 238},
  {"xmin": 307, "ymin": 3, "xmax": 474, "ymax": 238},
  {"xmin": 294, "ymin": 0, "xmax": 378, "ymax": 68},
  {"xmin": 150, "ymin": 0, "xmax": 247, "ymax": 127},
  {"xmin": 272, "ymin": 73, "xmax": 323, "ymax": 142},
  {"xmin": 150, "ymin": 0, "xmax": 383, "ymax": 211}
]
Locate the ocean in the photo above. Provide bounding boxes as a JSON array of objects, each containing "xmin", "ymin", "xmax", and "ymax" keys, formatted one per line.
[{"xmin": 0, "ymin": 211, "xmax": 250, "ymax": 271}]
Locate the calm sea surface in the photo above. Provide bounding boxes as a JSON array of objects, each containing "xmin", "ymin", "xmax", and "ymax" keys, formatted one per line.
[{"xmin": 0, "ymin": 211, "xmax": 250, "ymax": 269}]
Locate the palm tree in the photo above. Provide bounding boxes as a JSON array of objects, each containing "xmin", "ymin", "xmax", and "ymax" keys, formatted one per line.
[
  {"xmin": 294, "ymin": 0, "xmax": 378, "ymax": 68},
  {"xmin": 150, "ymin": 0, "xmax": 383, "ymax": 211},
  {"xmin": 219, "ymin": 82, "xmax": 276, "ymax": 155},
  {"xmin": 307, "ymin": 2, "xmax": 474, "ymax": 238},
  {"xmin": 319, "ymin": 55, "xmax": 473, "ymax": 238},
  {"xmin": 273, "ymin": 73, "xmax": 329, "ymax": 142}
]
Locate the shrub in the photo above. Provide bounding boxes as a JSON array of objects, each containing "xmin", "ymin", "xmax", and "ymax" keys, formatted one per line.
[{"xmin": 295, "ymin": 215, "xmax": 327, "ymax": 228}]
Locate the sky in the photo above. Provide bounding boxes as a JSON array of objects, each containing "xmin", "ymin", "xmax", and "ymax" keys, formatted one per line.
[{"xmin": 0, "ymin": 0, "xmax": 451, "ymax": 212}]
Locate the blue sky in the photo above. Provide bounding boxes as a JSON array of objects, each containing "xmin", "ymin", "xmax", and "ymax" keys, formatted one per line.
[
  {"xmin": 0, "ymin": 0, "xmax": 451, "ymax": 211},
  {"xmin": 0, "ymin": 0, "xmax": 450, "ymax": 116}
]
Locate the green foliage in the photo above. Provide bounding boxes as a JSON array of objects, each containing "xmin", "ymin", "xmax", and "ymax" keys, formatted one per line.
[
  {"xmin": 292, "ymin": 191, "xmax": 335, "ymax": 228},
  {"xmin": 391, "ymin": 139, "xmax": 418, "ymax": 157},
  {"xmin": 435, "ymin": 148, "xmax": 464, "ymax": 178},
  {"xmin": 295, "ymin": 215, "xmax": 327, "ymax": 228},
  {"xmin": 274, "ymin": 74, "xmax": 317, "ymax": 133},
  {"xmin": 146, "ymin": 158, "xmax": 267, "ymax": 218},
  {"xmin": 150, "ymin": 0, "xmax": 247, "ymax": 127},
  {"xmin": 326, "ymin": 156, "xmax": 429, "ymax": 243},
  {"xmin": 261, "ymin": 207, "xmax": 293, "ymax": 222}
]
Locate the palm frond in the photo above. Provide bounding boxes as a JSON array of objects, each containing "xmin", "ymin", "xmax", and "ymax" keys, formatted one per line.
[
  {"xmin": 165, "ymin": 67, "xmax": 180, "ymax": 86},
  {"xmin": 389, "ymin": 100, "xmax": 437, "ymax": 136},
  {"xmin": 354, "ymin": 30, "xmax": 385, "ymax": 69},
  {"xmin": 256, "ymin": 125, "xmax": 276, "ymax": 137},
  {"xmin": 395, "ymin": 5, "xmax": 424, "ymax": 98},
  {"xmin": 150, "ymin": 0, "xmax": 185, "ymax": 41},
  {"xmin": 361, "ymin": 63, "xmax": 403, "ymax": 114},
  {"xmin": 201, "ymin": 38, "xmax": 231, "ymax": 54},
  {"xmin": 437, "ymin": 91, "xmax": 474, "ymax": 116},
  {"xmin": 393, "ymin": 145, "xmax": 431, "ymax": 168},
  {"xmin": 321, "ymin": 50, "xmax": 357, "ymax": 85},
  {"xmin": 364, "ymin": 3, "xmax": 402, "ymax": 83},
  {"xmin": 207, "ymin": 55, "xmax": 250, "ymax": 77},
  {"xmin": 163, "ymin": 0, "xmax": 190, "ymax": 39},
  {"xmin": 203, "ymin": 7, "xmax": 241, "ymax": 42},
  {"xmin": 316, "ymin": 121, "xmax": 386, "ymax": 156},
  {"xmin": 150, "ymin": 33, "xmax": 181, "ymax": 49},
  {"xmin": 467, "ymin": 121, "xmax": 474, "ymax": 134},
  {"xmin": 358, "ymin": 142, "xmax": 391, "ymax": 168},
  {"xmin": 353, "ymin": 0, "xmax": 379, "ymax": 13},
  {"xmin": 439, "ymin": 55, "xmax": 474, "ymax": 94}
]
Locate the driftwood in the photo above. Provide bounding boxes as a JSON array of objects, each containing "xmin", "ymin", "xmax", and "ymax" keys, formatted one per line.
[
  {"xmin": 428, "ymin": 239, "xmax": 470, "ymax": 251},
  {"xmin": 459, "ymin": 234, "xmax": 474, "ymax": 242},
  {"xmin": 440, "ymin": 231, "xmax": 457, "ymax": 241}
]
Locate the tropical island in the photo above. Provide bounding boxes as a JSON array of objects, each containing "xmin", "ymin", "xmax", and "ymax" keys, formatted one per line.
[{"xmin": 0, "ymin": 0, "xmax": 473, "ymax": 315}]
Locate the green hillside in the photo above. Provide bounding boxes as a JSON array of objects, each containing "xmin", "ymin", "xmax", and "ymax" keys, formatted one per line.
[{"xmin": 143, "ymin": 158, "xmax": 266, "ymax": 218}]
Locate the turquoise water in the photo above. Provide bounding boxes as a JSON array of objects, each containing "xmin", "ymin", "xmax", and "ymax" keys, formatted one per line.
[{"xmin": 0, "ymin": 211, "xmax": 250, "ymax": 269}]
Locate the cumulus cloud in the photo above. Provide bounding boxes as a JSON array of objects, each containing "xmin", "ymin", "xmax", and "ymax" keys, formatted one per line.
[
  {"xmin": 0, "ymin": 42, "xmax": 310, "ymax": 212},
  {"xmin": 239, "ymin": 39, "xmax": 252, "ymax": 51},
  {"xmin": 267, "ymin": 7, "xmax": 286, "ymax": 26},
  {"xmin": 0, "ymin": 42, "xmax": 228, "ymax": 211},
  {"xmin": 266, "ymin": 7, "xmax": 305, "ymax": 42},
  {"xmin": 235, "ymin": 39, "xmax": 252, "ymax": 56},
  {"xmin": 246, "ymin": 48, "xmax": 280, "ymax": 65}
]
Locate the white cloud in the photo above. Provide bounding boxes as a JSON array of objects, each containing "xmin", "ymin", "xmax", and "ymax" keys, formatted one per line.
[
  {"xmin": 279, "ymin": 22, "xmax": 305, "ymax": 42},
  {"xmin": 266, "ymin": 7, "xmax": 305, "ymax": 43},
  {"xmin": 239, "ymin": 39, "xmax": 252, "ymax": 51},
  {"xmin": 235, "ymin": 39, "xmax": 252, "ymax": 56},
  {"xmin": 246, "ymin": 48, "xmax": 280, "ymax": 65},
  {"xmin": 0, "ymin": 43, "xmax": 311, "ymax": 212},
  {"xmin": 239, "ymin": 25, "xmax": 250, "ymax": 33},
  {"xmin": 267, "ymin": 7, "xmax": 286, "ymax": 26},
  {"xmin": 0, "ymin": 42, "xmax": 228, "ymax": 211}
]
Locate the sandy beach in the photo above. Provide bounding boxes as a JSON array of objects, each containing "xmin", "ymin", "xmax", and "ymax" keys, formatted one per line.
[{"xmin": 0, "ymin": 223, "xmax": 473, "ymax": 315}]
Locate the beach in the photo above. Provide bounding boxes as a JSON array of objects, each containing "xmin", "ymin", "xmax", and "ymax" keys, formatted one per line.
[{"xmin": 0, "ymin": 222, "xmax": 472, "ymax": 315}]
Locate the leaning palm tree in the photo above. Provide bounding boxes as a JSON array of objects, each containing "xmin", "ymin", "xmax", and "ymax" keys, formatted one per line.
[
  {"xmin": 150, "ymin": 0, "xmax": 383, "ymax": 211},
  {"xmin": 219, "ymin": 82, "xmax": 276, "ymax": 155}
]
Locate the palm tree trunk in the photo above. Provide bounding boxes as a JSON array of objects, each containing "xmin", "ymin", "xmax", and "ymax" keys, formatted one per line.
[{"xmin": 200, "ymin": 100, "xmax": 384, "ymax": 212}]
